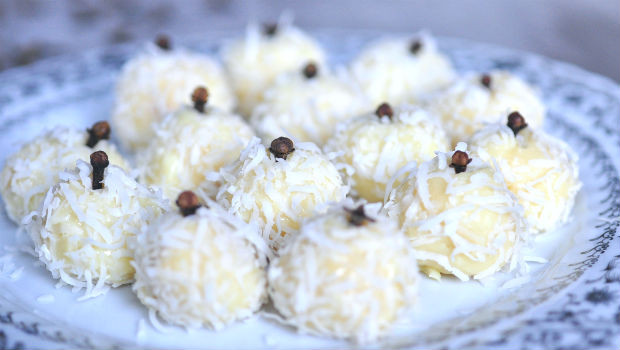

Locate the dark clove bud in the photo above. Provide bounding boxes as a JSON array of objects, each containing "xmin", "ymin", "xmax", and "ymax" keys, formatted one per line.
[
  {"xmin": 155, "ymin": 34, "xmax": 171, "ymax": 50},
  {"xmin": 86, "ymin": 121, "xmax": 111, "ymax": 148},
  {"xmin": 507, "ymin": 111, "xmax": 528, "ymax": 136},
  {"xmin": 176, "ymin": 191, "xmax": 202, "ymax": 217},
  {"xmin": 345, "ymin": 205, "xmax": 375, "ymax": 226},
  {"xmin": 480, "ymin": 74, "xmax": 492, "ymax": 89},
  {"xmin": 302, "ymin": 62, "xmax": 318, "ymax": 79},
  {"xmin": 191, "ymin": 86, "xmax": 209, "ymax": 113},
  {"xmin": 263, "ymin": 23, "xmax": 278, "ymax": 36},
  {"xmin": 449, "ymin": 151, "xmax": 472, "ymax": 174},
  {"xmin": 375, "ymin": 102, "xmax": 394, "ymax": 119},
  {"xmin": 269, "ymin": 137, "xmax": 295, "ymax": 160},
  {"xmin": 409, "ymin": 40, "xmax": 422, "ymax": 54},
  {"xmin": 90, "ymin": 151, "xmax": 109, "ymax": 190}
]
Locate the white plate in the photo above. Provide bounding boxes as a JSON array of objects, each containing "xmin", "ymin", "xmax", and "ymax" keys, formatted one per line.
[{"xmin": 1, "ymin": 29, "xmax": 619, "ymax": 349}]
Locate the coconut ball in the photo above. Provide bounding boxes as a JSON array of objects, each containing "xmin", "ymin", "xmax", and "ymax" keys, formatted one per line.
[
  {"xmin": 350, "ymin": 34, "xmax": 455, "ymax": 107},
  {"xmin": 384, "ymin": 144, "xmax": 526, "ymax": 281},
  {"xmin": 424, "ymin": 71, "xmax": 546, "ymax": 145},
  {"xmin": 112, "ymin": 37, "xmax": 235, "ymax": 151},
  {"xmin": 268, "ymin": 203, "xmax": 418, "ymax": 343},
  {"xmin": 26, "ymin": 152, "xmax": 168, "ymax": 297},
  {"xmin": 221, "ymin": 23, "xmax": 326, "ymax": 117},
  {"xmin": 469, "ymin": 112, "xmax": 582, "ymax": 233},
  {"xmin": 139, "ymin": 87, "xmax": 255, "ymax": 200},
  {"xmin": 132, "ymin": 191, "xmax": 268, "ymax": 329},
  {"xmin": 0, "ymin": 122, "xmax": 130, "ymax": 224},
  {"xmin": 325, "ymin": 103, "xmax": 449, "ymax": 203},
  {"xmin": 210, "ymin": 137, "xmax": 348, "ymax": 253},
  {"xmin": 250, "ymin": 62, "xmax": 370, "ymax": 146}
]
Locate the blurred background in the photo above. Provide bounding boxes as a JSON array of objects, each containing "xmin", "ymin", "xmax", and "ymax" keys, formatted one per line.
[{"xmin": 0, "ymin": 0, "xmax": 618, "ymax": 82}]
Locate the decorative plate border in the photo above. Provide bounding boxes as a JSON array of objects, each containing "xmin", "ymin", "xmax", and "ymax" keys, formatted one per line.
[{"xmin": 0, "ymin": 30, "xmax": 618, "ymax": 349}]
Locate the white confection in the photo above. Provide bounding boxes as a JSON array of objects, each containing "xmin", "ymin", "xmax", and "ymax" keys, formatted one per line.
[
  {"xmin": 384, "ymin": 143, "xmax": 526, "ymax": 281},
  {"xmin": 251, "ymin": 67, "xmax": 371, "ymax": 146},
  {"xmin": 350, "ymin": 34, "xmax": 455, "ymax": 107},
  {"xmin": 139, "ymin": 106, "xmax": 254, "ymax": 200},
  {"xmin": 0, "ymin": 126, "xmax": 130, "ymax": 224},
  {"xmin": 325, "ymin": 105, "xmax": 449, "ymax": 203},
  {"xmin": 470, "ymin": 123, "xmax": 581, "ymax": 233},
  {"xmin": 221, "ymin": 24, "xmax": 326, "ymax": 116},
  {"xmin": 111, "ymin": 44, "xmax": 235, "ymax": 150},
  {"xmin": 268, "ymin": 204, "xmax": 419, "ymax": 343},
  {"xmin": 132, "ymin": 204, "xmax": 268, "ymax": 329},
  {"xmin": 209, "ymin": 138, "xmax": 348, "ymax": 253},
  {"xmin": 424, "ymin": 71, "xmax": 546, "ymax": 144},
  {"xmin": 26, "ymin": 160, "xmax": 168, "ymax": 297}
]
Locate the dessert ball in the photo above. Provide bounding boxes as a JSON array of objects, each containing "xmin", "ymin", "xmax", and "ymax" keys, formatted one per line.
[
  {"xmin": 221, "ymin": 23, "xmax": 326, "ymax": 116},
  {"xmin": 112, "ymin": 36, "xmax": 235, "ymax": 151},
  {"xmin": 0, "ymin": 122, "xmax": 130, "ymax": 224},
  {"xmin": 132, "ymin": 191, "xmax": 268, "ymax": 329},
  {"xmin": 325, "ymin": 103, "xmax": 449, "ymax": 203},
  {"xmin": 26, "ymin": 152, "xmax": 168, "ymax": 297},
  {"xmin": 469, "ymin": 112, "xmax": 582, "ymax": 233},
  {"xmin": 139, "ymin": 87, "xmax": 254, "ymax": 200},
  {"xmin": 211, "ymin": 137, "xmax": 348, "ymax": 253},
  {"xmin": 384, "ymin": 144, "xmax": 525, "ymax": 281},
  {"xmin": 268, "ymin": 204, "xmax": 418, "ymax": 343},
  {"xmin": 350, "ymin": 34, "xmax": 455, "ymax": 107},
  {"xmin": 424, "ymin": 71, "xmax": 545, "ymax": 144},
  {"xmin": 250, "ymin": 62, "xmax": 370, "ymax": 146}
]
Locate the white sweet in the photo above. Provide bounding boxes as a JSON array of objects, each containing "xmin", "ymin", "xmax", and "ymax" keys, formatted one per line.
[
  {"xmin": 0, "ymin": 126, "xmax": 130, "ymax": 224},
  {"xmin": 424, "ymin": 71, "xmax": 546, "ymax": 144},
  {"xmin": 139, "ymin": 106, "xmax": 254, "ymax": 200},
  {"xmin": 325, "ymin": 105, "xmax": 449, "ymax": 202},
  {"xmin": 469, "ymin": 122, "xmax": 581, "ymax": 233},
  {"xmin": 250, "ymin": 67, "xmax": 370, "ymax": 146},
  {"xmin": 111, "ymin": 44, "xmax": 235, "ymax": 150},
  {"xmin": 268, "ymin": 204, "xmax": 418, "ymax": 343},
  {"xmin": 26, "ymin": 160, "xmax": 168, "ymax": 298},
  {"xmin": 350, "ymin": 34, "xmax": 455, "ymax": 107},
  {"xmin": 132, "ymin": 204, "xmax": 268, "ymax": 329},
  {"xmin": 210, "ymin": 138, "xmax": 348, "ymax": 253},
  {"xmin": 384, "ymin": 143, "xmax": 526, "ymax": 281},
  {"xmin": 221, "ymin": 24, "xmax": 326, "ymax": 116}
]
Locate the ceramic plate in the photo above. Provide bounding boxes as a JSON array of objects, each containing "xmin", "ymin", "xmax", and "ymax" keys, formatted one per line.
[{"xmin": 1, "ymin": 29, "xmax": 619, "ymax": 349}]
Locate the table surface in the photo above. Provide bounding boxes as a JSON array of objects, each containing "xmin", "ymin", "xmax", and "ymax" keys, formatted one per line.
[{"xmin": 0, "ymin": 0, "xmax": 618, "ymax": 82}]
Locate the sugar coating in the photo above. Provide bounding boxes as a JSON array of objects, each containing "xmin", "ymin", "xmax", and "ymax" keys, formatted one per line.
[
  {"xmin": 111, "ymin": 44, "xmax": 235, "ymax": 151},
  {"xmin": 325, "ymin": 105, "xmax": 449, "ymax": 203},
  {"xmin": 470, "ymin": 123, "xmax": 581, "ymax": 233},
  {"xmin": 26, "ymin": 160, "xmax": 168, "ymax": 297},
  {"xmin": 350, "ymin": 34, "xmax": 455, "ymax": 107},
  {"xmin": 424, "ymin": 71, "xmax": 545, "ymax": 145},
  {"xmin": 221, "ymin": 24, "xmax": 326, "ymax": 117},
  {"xmin": 384, "ymin": 143, "xmax": 526, "ymax": 281},
  {"xmin": 139, "ymin": 106, "xmax": 254, "ymax": 200},
  {"xmin": 132, "ymin": 205, "xmax": 268, "ymax": 329},
  {"xmin": 251, "ymin": 67, "xmax": 370, "ymax": 146},
  {"xmin": 210, "ymin": 138, "xmax": 348, "ymax": 253},
  {"xmin": 268, "ymin": 204, "xmax": 418, "ymax": 343},
  {"xmin": 0, "ymin": 126, "xmax": 130, "ymax": 224}
]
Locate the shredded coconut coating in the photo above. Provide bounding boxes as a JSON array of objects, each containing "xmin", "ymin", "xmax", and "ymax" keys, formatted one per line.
[
  {"xmin": 350, "ymin": 34, "xmax": 455, "ymax": 107},
  {"xmin": 469, "ymin": 123, "xmax": 581, "ymax": 233},
  {"xmin": 383, "ymin": 143, "xmax": 526, "ymax": 281},
  {"xmin": 424, "ymin": 71, "xmax": 546, "ymax": 145},
  {"xmin": 209, "ymin": 138, "xmax": 348, "ymax": 253},
  {"xmin": 26, "ymin": 160, "xmax": 169, "ymax": 297},
  {"xmin": 268, "ymin": 204, "xmax": 418, "ymax": 343},
  {"xmin": 325, "ymin": 105, "xmax": 449, "ymax": 203},
  {"xmin": 250, "ymin": 68, "xmax": 371, "ymax": 146},
  {"xmin": 0, "ymin": 126, "xmax": 130, "ymax": 224},
  {"xmin": 111, "ymin": 44, "xmax": 236, "ymax": 151},
  {"xmin": 139, "ymin": 106, "xmax": 254, "ymax": 200},
  {"xmin": 221, "ymin": 24, "xmax": 326, "ymax": 117},
  {"xmin": 132, "ymin": 205, "xmax": 268, "ymax": 330}
]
